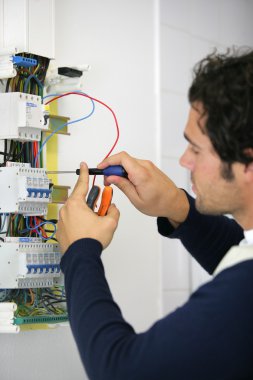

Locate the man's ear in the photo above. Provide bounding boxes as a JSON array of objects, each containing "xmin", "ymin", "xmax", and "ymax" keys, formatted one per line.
[
  {"xmin": 243, "ymin": 149, "xmax": 253, "ymax": 177},
  {"xmin": 244, "ymin": 162, "xmax": 253, "ymax": 185},
  {"xmin": 244, "ymin": 148, "xmax": 253, "ymax": 160},
  {"xmin": 245, "ymin": 162, "xmax": 253, "ymax": 173}
]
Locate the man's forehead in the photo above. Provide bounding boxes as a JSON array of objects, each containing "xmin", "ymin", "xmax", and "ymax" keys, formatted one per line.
[
  {"xmin": 185, "ymin": 103, "xmax": 207, "ymax": 134},
  {"xmin": 184, "ymin": 104, "xmax": 214, "ymax": 151}
]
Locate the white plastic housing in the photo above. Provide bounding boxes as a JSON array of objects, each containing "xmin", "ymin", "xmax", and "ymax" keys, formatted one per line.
[
  {"xmin": 0, "ymin": 162, "xmax": 52, "ymax": 216},
  {"xmin": 0, "ymin": 92, "xmax": 46, "ymax": 141},
  {"xmin": 0, "ymin": 237, "xmax": 63, "ymax": 289},
  {"xmin": 0, "ymin": 302, "xmax": 17, "ymax": 312},
  {"xmin": 0, "ymin": 325, "xmax": 20, "ymax": 333}
]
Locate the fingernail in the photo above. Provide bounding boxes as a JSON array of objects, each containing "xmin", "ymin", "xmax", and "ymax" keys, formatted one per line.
[{"xmin": 80, "ymin": 162, "xmax": 86, "ymax": 167}]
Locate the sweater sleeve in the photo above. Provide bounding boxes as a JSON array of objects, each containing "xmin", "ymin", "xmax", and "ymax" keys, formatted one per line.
[
  {"xmin": 61, "ymin": 238, "xmax": 253, "ymax": 380},
  {"xmin": 157, "ymin": 192, "xmax": 244, "ymax": 274}
]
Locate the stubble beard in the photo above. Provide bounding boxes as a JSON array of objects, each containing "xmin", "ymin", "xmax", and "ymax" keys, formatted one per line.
[{"xmin": 193, "ymin": 161, "xmax": 236, "ymax": 216}]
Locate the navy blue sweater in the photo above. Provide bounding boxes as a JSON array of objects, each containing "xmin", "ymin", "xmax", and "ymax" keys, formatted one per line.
[{"xmin": 61, "ymin": 194, "xmax": 253, "ymax": 380}]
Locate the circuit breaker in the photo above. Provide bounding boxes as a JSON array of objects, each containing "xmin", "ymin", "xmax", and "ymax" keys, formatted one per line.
[
  {"xmin": 0, "ymin": 237, "xmax": 62, "ymax": 289},
  {"xmin": 0, "ymin": 162, "xmax": 52, "ymax": 215},
  {"xmin": 0, "ymin": 92, "xmax": 47, "ymax": 141}
]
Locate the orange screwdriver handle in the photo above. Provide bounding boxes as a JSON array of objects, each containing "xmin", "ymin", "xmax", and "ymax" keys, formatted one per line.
[{"xmin": 97, "ymin": 186, "xmax": 113, "ymax": 216}]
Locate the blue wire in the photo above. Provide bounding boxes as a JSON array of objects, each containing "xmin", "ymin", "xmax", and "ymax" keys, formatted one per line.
[
  {"xmin": 24, "ymin": 217, "xmax": 57, "ymax": 241},
  {"xmin": 34, "ymin": 92, "xmax": 95, "ymax": 167},
  {"xmin": 24, "ymin": 74, "xmax": 43, "ymax": 93}
]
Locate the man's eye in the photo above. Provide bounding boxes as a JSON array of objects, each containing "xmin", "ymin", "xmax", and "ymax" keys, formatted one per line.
[{"xmin": 190, "ymin": 146, "xmax": 199, "ymax": 154}]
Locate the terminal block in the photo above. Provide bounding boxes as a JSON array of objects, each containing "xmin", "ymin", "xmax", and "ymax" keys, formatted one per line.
[
  {"xmin": 0, "ymin": 92, "xmax": 47, "ymax": 141},
  {"xmin": 0, "ymin": 237, "xmax": 63, "ymax": 289},
  {"xmin": 0, "ymin": 162, "xmax": 52, "ymax": 216}
]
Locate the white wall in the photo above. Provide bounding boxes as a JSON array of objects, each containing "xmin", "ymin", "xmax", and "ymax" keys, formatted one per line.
[
  {"xmin": 159, "ymin": 0, "xmax": 253, "ymax": 315},
  {"xmin": 54, "ymin": 0, "xmax": 160, "ymax": 330}
]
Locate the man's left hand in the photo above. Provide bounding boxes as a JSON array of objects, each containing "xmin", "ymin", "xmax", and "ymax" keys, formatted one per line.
[{"xmin": 56, "ymin": 162, "xmax": 120, "ymax": 254}]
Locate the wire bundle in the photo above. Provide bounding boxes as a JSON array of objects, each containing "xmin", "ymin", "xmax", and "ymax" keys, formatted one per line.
[
  {"xmin": 6, "ymin": 53, "xmax": 50, "ymax": 96},
  {"xmin": 0, "ymin": 287, "xmax": 66, "ymax": 318}
]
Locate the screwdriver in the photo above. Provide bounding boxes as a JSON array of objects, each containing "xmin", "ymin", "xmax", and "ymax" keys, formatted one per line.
[{"xmin": 46, "ymin": 165, "xmax": 128, "ymax": 178}]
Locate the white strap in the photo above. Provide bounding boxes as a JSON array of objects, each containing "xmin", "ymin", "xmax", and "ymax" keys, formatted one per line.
[{"xmin": 213, "ymin": 245, "xmax": 253, "ymax": 276}]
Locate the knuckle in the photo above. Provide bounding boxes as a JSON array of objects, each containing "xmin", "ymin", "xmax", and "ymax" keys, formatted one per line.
[
  {"xmin": 107, "ymin": 216, "xmax": 118, "ymax": 230},
  {"xmin": 145, "ymin": 160, "xmax": 154, "ymax": 169},
  {"xmin": 121, "ymin": 151, "xmax": 128, "ymax": 159}
]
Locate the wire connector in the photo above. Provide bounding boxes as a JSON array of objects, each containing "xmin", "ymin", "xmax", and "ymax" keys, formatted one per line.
[{"xmin": 12, "ymin": 56, "xmax": 37, "ymax": 68}]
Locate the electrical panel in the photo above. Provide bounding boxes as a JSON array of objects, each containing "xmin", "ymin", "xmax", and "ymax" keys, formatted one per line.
[
  {"xmin": 0, "ymin": 162, "xmax": 52, "ymax": 216},
  {"xmin": 0, "ymin": 70, "xmax": 69, "ymax": 332},
  {"xmin": 0, "ymin": 8, "xmax": 68, "ymax": 330},
  {"xmin": 0, "ymin": 92, "xmax": 47, "ymax": 141}
]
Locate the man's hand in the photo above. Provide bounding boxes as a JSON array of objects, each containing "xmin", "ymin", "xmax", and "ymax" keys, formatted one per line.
[
  {"xmin": 56, "ymin": 162, "xmax": 120, "ymax": 254},
  {"xmin": 98, "ymin": 152, "xmax": 189, "ymax": 226}
]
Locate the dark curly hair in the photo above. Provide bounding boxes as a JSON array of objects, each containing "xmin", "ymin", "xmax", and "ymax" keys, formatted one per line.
[{"xmin": 189, "ymin": 48, "xmax": 253, "ymax": 169}]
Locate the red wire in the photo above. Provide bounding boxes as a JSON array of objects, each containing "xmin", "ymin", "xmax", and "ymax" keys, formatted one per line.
[
  {"xmin": 45, "ymin": 92, "xmax": 120, "ymax": 185},
  {"xmin": 35, "ymin": 142, "xmax": 39, "ymax": 167},
  {"xmin": 34, "ymin": 216, "xmax": 47, "ymax": 238},
  {"xmin": 33, "ymin": 142, "xmax": 38, "ymax": 167}
]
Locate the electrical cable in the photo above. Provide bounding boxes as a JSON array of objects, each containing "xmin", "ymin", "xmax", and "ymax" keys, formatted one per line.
[
  {"xmin": 44, "ymin": 91, "xmax": 120, "ymax": 159},
  {"xmin": 23, "ymin": 217, "xmax": 57, "ymax": 241},
  {"xmin": 42, "ymin": 91, "xmax": 120, "ymax": 185},
  {"xmin": 33, "ymin": 92, "xmax": 96, "ymax": 167}
]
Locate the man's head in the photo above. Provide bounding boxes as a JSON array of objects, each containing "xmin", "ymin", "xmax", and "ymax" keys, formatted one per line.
[
  {"xmin": 189, "ymin": 48, "xmax": 253, "ymax": 175},
  {"xmin": 180, "ymin": 48, "xmax": 253, "ymax": 228}
]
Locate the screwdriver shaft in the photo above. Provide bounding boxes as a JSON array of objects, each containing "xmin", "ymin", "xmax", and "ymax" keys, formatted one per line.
[{"xmin": 46, "ymin": 169, "xmax": 103, "ymax": 175}]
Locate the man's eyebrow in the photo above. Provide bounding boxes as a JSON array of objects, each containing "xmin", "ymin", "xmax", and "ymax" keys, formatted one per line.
[{"xmin": 183, "ymin": 132, "xmax": 201, "ymax": 149}]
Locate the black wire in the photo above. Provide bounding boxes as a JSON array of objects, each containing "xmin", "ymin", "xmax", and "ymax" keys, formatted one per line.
[
  {"xmin": 0, "ymin": 140, "xmax": 15, "ymax": 165},
  {"xmin": 5, "ymin": 78, "xmax": 11, "ymax": 92},
  {"xmin": 12, "ymin": 142, "xmax": 25, "ymax": 162},
  {"xmin": 0, "ymin": 142, "xmax": 25, "ymax": 164}
]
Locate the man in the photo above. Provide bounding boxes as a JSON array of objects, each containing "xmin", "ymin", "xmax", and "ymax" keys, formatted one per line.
[{"xmin": 57, "ymin": 49, "xmax": 253, "ymax": 379}]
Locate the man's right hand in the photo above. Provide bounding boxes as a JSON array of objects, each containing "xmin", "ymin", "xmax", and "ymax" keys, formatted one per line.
[{"xmin": 98, "ymin": 151, "xmax": 189, "ymax": 227}]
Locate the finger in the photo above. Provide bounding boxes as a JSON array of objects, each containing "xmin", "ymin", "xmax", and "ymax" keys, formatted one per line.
[
  {"xmin": 105, "ymin": 176, "xmax": 141, "ymax": 204},
  {"xmin": 98, "ymin": 151, "xmax": 139, "ymax": 172},
  {"xmin": 106, "ymin": 203, "xmax": 120, "ymax": 225},
  {"xmin": 98, "ymin": 152, "xmax": 143, "ymax": 182},
  {"xmin": 70, "ymin": 162, "xmax": 89, "ymax": 200},
  {"xmin": 97, "ymin": 152, "xmax": 124, "ymax": 168}
]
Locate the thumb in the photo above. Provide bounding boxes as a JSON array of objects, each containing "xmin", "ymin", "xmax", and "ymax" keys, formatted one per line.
[
  {"xmin": 105, "ymin": 203, "xmax": 120, "ymax": 226},
  {"xmin": 70, "ymin": 162, "xmax": 89, "ymax": 199}
]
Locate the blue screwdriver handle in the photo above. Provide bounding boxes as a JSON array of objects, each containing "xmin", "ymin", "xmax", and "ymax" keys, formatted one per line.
[
  {"xmin": 103, "ymin": 165, "xmax": 128, "ymax": 177},
  {"xmin": 75, "ymin": 165, "xmax": 128, "ymax": 178}
]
